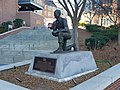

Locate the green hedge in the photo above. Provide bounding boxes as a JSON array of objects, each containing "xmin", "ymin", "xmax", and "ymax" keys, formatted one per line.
[
  {"xmin": 0, "ymin": 26, "xmax": 6, "ymax": 34},
  {"xmin": 85, "ymin": 24, "xmax": 101, "ymax": 32},
  {"xmin": 1, "ymin": 21, "xmax": 12, "ymax": 30},
  {"xmin": 85, "ymin": 35, "xmax": 109, "ymax": 50},
  {"xmin": 102, "ymin": 30, "xmax": 118, "ymax": 40},
  {"xmin": 85, "ymin": 24, "xmax": 118, "ymax": 50},
  {"xmin": 13, "ymin": 18, "xmax": 23, "ymax": 28},
  {"xmin": 0, "ymin": 21, "xmax": 12, "ymax": 34}
]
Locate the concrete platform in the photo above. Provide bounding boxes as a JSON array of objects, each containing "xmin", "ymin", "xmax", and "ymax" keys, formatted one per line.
[{"xmin": 27, "ymin": 51, "xmax": 97, "ymax": 82}]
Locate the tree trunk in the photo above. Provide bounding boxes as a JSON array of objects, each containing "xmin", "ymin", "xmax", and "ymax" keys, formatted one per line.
[
  {"xmin": 90, "ymin": 20, "xmax": 92, "ymax": 24},
  {"xmin": 72, "ymin": 20, "xmax": 79, "ymax": 50}
]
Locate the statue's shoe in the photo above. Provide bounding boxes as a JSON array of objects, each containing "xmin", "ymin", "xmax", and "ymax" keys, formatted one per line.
[{"xmin": 52, "ymin": 48, "xmax": 63, "ymax": 53}]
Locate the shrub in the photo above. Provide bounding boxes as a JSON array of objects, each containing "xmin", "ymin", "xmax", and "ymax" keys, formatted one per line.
[
  {"xmin": 13, "ymin": 18, "xmax": 23, "ymax": 28},
  {"xmin": 85, "ymin": 24, "xmax": 101, "ymax": 32},
  {"xmin": 78, "ymin": 22, "xmax": 87, "ymax": 27},
  {"xmin": 109, "ymin": 25, "xmax": 119, "ymax": 30},
  {"xmin": 85, "ymin": 35, "xmax": 109, "ymax": 50},
  {"xmin": 85, "ymin": 37, "xmax": 96, "ymax": 50},
  {"xmin": 1, "ymin": 21, "xmax": 12, "ymax": 30},
  {"xmin": 85, "ymin": 24, "xmax": 118, "ymax": 50},
  {"xmin": 91, "ymin": 32, "xmax": 103, "ymax": 37},
  {"xmin": 0, "ymin": 26, "xmax": 6, "ymax": 34},
  {"xmin": 102, "ymin": 30, "xmax": 118, "ymax": 40}
]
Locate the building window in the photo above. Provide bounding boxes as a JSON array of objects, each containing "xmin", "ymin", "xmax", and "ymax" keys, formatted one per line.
[
  {"xmin": 45, "ymin": 11, "xmax": 47, "ymax": 16},
  {"xmin": 98, "ymin": 19, "xmax": 101, "ymax": 25},
  {"xmin": 45, "ymin": 5, "xmax": 47, "ymax": 9},
  {"xmin": 48, "ymin": 6, "xmax": 52, "ymax": 10}
]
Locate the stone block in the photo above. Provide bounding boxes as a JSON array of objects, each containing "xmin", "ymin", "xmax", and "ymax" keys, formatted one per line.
[{"xmin": 27, "ymin": 51, "xmax": 97, "ymax": 82}]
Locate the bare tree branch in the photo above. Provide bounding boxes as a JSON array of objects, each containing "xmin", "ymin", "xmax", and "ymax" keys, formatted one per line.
[
  {"xmin": 74, "ymin": 0, "xmax": 79, "ymax": 17},
  {"xmin": 78, "ymin": 0, "xmax": 87, "ymax": 21},
  {"xmin": 58, "ymin": 0, "xmax": 72, "ymax": 18},
  {"xmin": 74, "ymin": 0, "xmax": 78, "ymax": 5},
  {"xmin": 78, "ymin": 2, "xmax": 83, "ymax": 7},
  {"xmin": 97, "ymin": 3, "xmax": 115, "ymax": 23},
  {"xmin": 63, "ymin": 0, "xmax": 73, "ymax": 17},
  {"xmin": 68, "ymin": 0, "xmax": 75, "ymax": 15},
  {"xmin": 78, "ymin": 0, "xmax": 82, "ymax": 6}
]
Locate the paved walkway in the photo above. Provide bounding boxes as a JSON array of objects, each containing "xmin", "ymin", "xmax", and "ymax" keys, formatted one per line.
[
  {"xmin": 70, "ymin": 63, "xmax": 120, "ymax": 90},
  {"xmin": 0, "ymin": 79, "xmax": 30, "ymax": 90}
]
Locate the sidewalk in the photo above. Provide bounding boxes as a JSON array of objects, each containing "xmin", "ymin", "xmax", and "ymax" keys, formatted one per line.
[
  {"xmin": 0, "ymin": 79, "xmax": 30, "ymax": 90},
  {"xmin": 70, "ymin": 63, "xmax": 120, "ymax": 90}
]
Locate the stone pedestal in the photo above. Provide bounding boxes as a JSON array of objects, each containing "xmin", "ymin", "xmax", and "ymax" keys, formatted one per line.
[{"xmin": 26, "ymin": 51, "xmax": 98, "ymax": 82}]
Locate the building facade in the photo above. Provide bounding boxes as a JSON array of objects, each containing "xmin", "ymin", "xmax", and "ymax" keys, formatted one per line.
[
  {"xmin": 92, "ymin": 0, "xmax": 116, "ymax": 27},
  {"xmin": 0, "ymin": 0, "xmax": 44, "ymax": 28},
  {"xmin": 0, "ymin": 0, "xmax": 18, "ymax": 24},
  {"xmin": 41, "ymin": 0, "xmax": 57, "ymax": 27},
  {"xmin": 80, "ymin": 0, "xmax": 117, "ymax": 27}
]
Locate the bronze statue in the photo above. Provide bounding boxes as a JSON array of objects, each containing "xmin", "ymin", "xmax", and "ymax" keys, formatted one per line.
[{"xmin": 51, "ymin": 10, "xmax": 75, "ymax": 53}]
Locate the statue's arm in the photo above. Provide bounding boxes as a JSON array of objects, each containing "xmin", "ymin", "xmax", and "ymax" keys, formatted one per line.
[
  {"xmin": 63, "ymin": 19, "xmax": 69, "ymax": 32},
  {"xmin": 52, "ymin": 21, "xmax": 57, "ymax": 31},
  {"xmin": 52, "ymin": 21, "xmax": 59, "ymax": 36}
]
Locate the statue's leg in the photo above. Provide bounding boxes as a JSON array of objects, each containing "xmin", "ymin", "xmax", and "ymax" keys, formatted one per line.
[
  {"xmin": 65, "ymin": 43, "xmax": 76, "ymax": 51},
  {"xmin": 53, "ymin": 32, "xmax": 64, "ymax": 53},
  {"xmin": 62, "ymin": 40, "xmax": 67, "ymax": 51},
  {"xmin": 62, "ymin": 32, "xmax": 72, "ymax": 51}
]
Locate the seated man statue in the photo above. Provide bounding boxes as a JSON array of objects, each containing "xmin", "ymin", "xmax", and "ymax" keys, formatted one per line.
[{"xmin": 52, "ymin": 10, "xmax": 72, "ymax": 53}]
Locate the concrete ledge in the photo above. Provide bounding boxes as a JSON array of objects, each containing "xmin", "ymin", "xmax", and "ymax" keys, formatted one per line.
[
  {"xmin": 0, "ymin": 60, "xmax": 31, "ymax": 71},
  {"xmin": 70, "ymin": 63, "xmax": 120, "ymax": 90},
  {"xmin": 0, "ymin": 79, "xmax": 30, "ymax": 90},
  {"xmin": 0, "ymin": 26, "xmax": 31, "ymax": 40}
]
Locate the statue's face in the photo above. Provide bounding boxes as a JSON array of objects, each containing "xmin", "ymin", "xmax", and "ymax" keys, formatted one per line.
[{"xmin": 54, "ymin": 10, "xmax": 61, "ymax": 18}]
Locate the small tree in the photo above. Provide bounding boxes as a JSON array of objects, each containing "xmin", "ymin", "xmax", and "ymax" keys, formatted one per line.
[
  {"xmin": 58, "ymin": 0, "xmax": 87, "ymax": 50},
  {"xmin": 96, "ymin": 0, "xmax": 120, "ymax": 45},
  {"xmin": 97, "ymin": 0, "xmax": 119, "ymax": 25},
  {"xmin": 83, "ymin": 0, "xmax": 99, "ymax": 24}
]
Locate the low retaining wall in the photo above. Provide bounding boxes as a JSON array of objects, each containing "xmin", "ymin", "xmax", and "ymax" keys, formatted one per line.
[{"xmin": 0, "ymin": 26, "xmax": 31, "ymax": 40}]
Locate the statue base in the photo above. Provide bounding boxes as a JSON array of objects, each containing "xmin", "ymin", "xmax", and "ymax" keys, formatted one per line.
[{"xmin": 26, "ymin": 51, "xmax": 98, "ymax": 82}]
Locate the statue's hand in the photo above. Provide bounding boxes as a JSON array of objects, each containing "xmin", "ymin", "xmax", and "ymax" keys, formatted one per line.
[
  {"xmin": 48, "ymin": 23, "xmax": 53, "ymax": 29},
  {"xmin": 52, "ymin": 30, "xmax": 59, "ymax": 36}
]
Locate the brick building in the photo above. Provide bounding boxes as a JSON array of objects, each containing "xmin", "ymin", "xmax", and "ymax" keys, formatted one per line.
[
  {"xmin": 0, "ymin": 0, "xmax": 45, "ymax": 28},
  {"xmin": 40, "ymin": 0, "xmax": 57, "ymax": 27},
  {"xmin": 0, "ymin": 0, "xmax": 18, "ymax": 24}
]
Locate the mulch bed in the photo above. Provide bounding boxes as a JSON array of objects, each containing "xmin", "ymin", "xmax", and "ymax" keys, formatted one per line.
[{"xmin": 0, "ymin": 29, "xmax": 120, "ymax": 90}]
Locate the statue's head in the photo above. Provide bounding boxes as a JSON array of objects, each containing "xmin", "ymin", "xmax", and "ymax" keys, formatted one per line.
[{"xmin": 54, "ymin": 10, "xmax": 61, "ymax": 18}]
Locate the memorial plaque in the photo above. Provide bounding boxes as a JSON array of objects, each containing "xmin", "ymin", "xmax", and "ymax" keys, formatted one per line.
[{"xmin": 33, "ymin": 56, "xmax": 57, "ymax": 74}]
